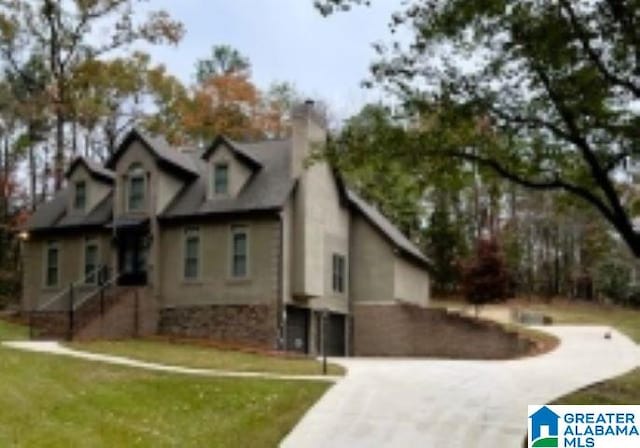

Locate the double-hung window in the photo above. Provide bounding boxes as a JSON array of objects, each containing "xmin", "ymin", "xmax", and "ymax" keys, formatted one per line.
[
  {"xmin": 231, "ymin": 226, "xmax": 248, "ymax": 279},
  {"xmin": 45, "ymin": 242, "xmax": 59, "ymax": 287},
  {"xmin": 332, "ymin": 254, "xmax": 346, "ymax": 294},
  {"xmin": 214, "ymin": 163, "xmax": 229, "ymax": 195},
  {"xmin": 74, "ymin": 181, "xmax": 86, "ymax": 211},
  {"xmin": 127, "ymin": 164, "xmax": 146, "ymax": 212},
  {"xmin": 184, "ymin": 228, "xmax": 200, "ymax": 280}
]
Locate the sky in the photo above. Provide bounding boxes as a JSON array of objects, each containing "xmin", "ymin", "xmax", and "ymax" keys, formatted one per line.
[{"xmin": 135, "ymin": 0, "xmax": 403, "ymax": 121}]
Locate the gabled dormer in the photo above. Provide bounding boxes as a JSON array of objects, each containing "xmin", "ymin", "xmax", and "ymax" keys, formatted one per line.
[
  {"xmin": 202, "ymin": 136, "xmax": 262, "ymax": 200},
  {"xmin": 65, "ymin": 157, "xmax": 114, "ymax": 216},
  {"xmin": 106, "ymin": 129, "xmax": 198, "ymax": 216}
]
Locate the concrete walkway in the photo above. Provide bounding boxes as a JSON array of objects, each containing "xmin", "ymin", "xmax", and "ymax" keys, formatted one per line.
[
  {"xmin": 282, "ymin": 326, "xmax": 640, "ymax": 448},
  {"xmin": 1, "ymin": 341, "xmax": 340, "ymax": 383}
]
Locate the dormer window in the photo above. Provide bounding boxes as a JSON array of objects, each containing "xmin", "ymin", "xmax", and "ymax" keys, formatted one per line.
[
  {"xmin": 213, "ymin": 163, "xmax": 229, "ymax": 195},
  {"xmin": 74, "ymin": 181, "xmax": 87, "ymax": 211},
  {"xmin": 127, "ymin": 163, "xmax": 146, "ymax": 212}
]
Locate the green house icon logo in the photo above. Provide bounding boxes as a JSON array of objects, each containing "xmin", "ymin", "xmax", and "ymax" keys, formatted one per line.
[{"xmin": 529, "ymin": 406, "xmax": 560, "ymax": 447}]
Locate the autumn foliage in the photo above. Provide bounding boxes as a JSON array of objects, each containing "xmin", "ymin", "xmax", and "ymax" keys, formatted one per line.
[{"xmin": 462, "ymin": 237, "xmax": 510, "ymax": 308}]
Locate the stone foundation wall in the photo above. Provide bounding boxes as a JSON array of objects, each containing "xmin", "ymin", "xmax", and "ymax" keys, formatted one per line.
[
  {"xmin": 354, "ymin": 303, "xmax": 532, "ymax": 359},
  {"xmin": 159, "ymin": 304, "xmax": 277, "ymax": 350}
]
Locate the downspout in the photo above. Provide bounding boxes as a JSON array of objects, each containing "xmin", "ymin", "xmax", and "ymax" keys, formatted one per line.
[{"xmin": 276, "ymin": 211, "xmax": 285, "ymax": 351}]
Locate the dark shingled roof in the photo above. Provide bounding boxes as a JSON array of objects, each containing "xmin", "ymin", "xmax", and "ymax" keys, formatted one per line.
[
  {"xmin": 346, "ymin": 189, "xmax": 431, "ymax": 267},
  {"xmin": 160, "ymin": 139, "xmax": 295, "ymax": 219},
  {"xmin": 28, "ymin": 190, "xmax": 113, "ymax": 232},
  {"xmin": 106, "ymin": 128, "xmax": 198, "ymax": 179},
  {"xmin": 26, "ymin": 132, "xmax": 430, "ymax": 269},
  {"xmin": 66, "ymin": 157, "xmax": 114, "ymax": 183}
]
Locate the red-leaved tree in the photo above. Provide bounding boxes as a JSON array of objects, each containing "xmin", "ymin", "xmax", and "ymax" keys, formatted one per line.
[{"xmin": 463, "ymin": 237, "xmax": 510, "ymax": 316}]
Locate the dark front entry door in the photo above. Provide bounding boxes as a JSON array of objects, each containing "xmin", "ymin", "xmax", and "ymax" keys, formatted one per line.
[
  {"xmin": 118, "ymin": 232, "xmax": 148, "ymax": 286},
  {"xmin": 286, "ymin": 306, "xmax": 309, "ymax": 354}
]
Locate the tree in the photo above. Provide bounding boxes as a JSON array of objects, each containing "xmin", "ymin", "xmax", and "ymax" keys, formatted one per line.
[
  {"xmin": 195, "ymin": 45, "xmax": 250, "ymax": 84},
  {"xmin": 182, "ymin": 72, "xmax": 262, "ymax": 143},
  {"xmin": 0, "ymin": 0, "xmax": 184, "ymax": 190},
  {"xmin": 424, "ymin": 193, "xmax": 467, "ymax": 295},
  {"xmin": 315, "ymin": 0, "xmax": 640, "ymax": 258},
  {"xmin": 462, "ymin": 237, "xmax": 509, "ymax": 315}
]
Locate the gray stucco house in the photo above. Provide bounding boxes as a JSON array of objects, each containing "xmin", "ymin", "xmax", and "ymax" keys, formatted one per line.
[{"xmin": 21, "ymin": 101, "xmax": 432, "ymax": 356}]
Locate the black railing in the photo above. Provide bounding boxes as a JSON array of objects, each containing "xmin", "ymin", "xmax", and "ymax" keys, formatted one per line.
[{"xmin": 29, "ymin": 265, "xmax": 117, "ymax": 341}]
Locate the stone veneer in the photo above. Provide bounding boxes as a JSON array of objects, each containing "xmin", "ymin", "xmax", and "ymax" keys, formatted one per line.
[
  {"xmin": 159, "ymin": 304, "xmax": 278, "ymax": 349},
  {"xmin": 354, "ymin": 303, "xmax": 533, "ymax": 359}
]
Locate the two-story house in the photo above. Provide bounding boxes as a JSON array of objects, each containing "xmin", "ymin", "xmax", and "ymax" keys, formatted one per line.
[{"xmin": 21, "ymin": 101, "xmax": 432, "ymax": 356}]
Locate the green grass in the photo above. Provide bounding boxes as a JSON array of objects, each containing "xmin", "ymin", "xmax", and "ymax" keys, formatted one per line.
[
  {"xmin": 555, "ymin": 368, "xmax": 640, "ymax": 405},
  {"xmin": 0, "ymin": 321, "xmax": 330, "ymax": 447},
  {"xmin": 0, "ymin": 318, "xmax": 28, "ymax": 341},
  {"xmin": 524, "ymin": 300, "xmax": 640, "ymax": 343},
  {"xmin": 67, "ymin": 339, "xmax": 345, "ymax": 376}
]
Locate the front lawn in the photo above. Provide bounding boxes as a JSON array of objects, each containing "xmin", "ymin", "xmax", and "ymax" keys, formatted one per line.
[
  {"xmin": 555, "ymin": 368, "xmax": 640, "ymax": 405},
  {"xmin": 523, "ymin": 300, "xmax": 640, "ymax": 343},
  {"xmin": 0, "ymin": 321, "xmax": 330, "ymax": 447},
  {"xmin": 67, "ymin": 339, "xmax": 345, "ymax": 376}
]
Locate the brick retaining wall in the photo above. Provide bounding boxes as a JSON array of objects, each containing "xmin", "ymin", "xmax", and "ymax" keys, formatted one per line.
[{"xmin": 354, "ymin": 303, "xmax": 532, "ymax": 359}]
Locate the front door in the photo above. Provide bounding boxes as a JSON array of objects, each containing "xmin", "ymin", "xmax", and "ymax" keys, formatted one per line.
[{"xmin": 118, "ymin": 232, "xmax": 148, "ymax": 286}]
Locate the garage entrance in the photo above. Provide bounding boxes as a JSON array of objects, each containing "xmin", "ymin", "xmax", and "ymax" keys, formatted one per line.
[
  {"xmin": 317, "ymin": 312, "xmax": 346, "ymax": 357},
  {"xmin": 285, "ymin": 306, "xmax": 309, "ymax": 354}
]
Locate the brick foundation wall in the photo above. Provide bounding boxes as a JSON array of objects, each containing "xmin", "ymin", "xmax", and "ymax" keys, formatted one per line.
[
  {"xmin": 75, "ymin": 287, "xmax": 157, "ymax": 341},
  {"xmin": 354, "ymin": 303, "xmax": 532, "ymax": 359},
  {"xmin": 159, "ymin": 305, "xmax": 277, "ymax": 350},
  {"xmin": 29, "ymin": 287, "xmax": 158, "ymax": 341}
]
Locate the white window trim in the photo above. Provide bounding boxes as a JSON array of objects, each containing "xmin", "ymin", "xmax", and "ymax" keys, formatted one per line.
[
  {"xmin": 43, "ymin": 241, "xmax": 60, "ymax": 289},
  {"xmin": 126, "ymin": 164, "xmax": 147, "ymax": 213},
  {"xmin": 82, "ymin": 239, "xmax": 100, "ymax": 285},
  {"xmin": 182, "ymin": 227, "xmax": 202, "ymax": 282},
  {"xmin": 229, "ymin": 225, "xmax": 250, "ymax": 280}
]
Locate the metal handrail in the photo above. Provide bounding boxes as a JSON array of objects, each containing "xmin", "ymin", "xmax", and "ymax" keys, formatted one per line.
[
  {"xmin": 72, "ymin": 270, "xmax": 126, "ymax": 311},
  {"xmin": 35, "ymin": 265, "xmax": 110, "ymax": 312}
]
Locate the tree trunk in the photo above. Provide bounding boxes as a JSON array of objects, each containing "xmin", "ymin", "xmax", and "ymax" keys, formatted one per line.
[{"xmin": 29, "ymin": 144, "xmax": 36, "ymax": 211}]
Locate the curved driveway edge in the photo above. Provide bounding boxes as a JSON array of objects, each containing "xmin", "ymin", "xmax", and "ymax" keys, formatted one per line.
[
  {"xmin": 1, "ymin": 341, "xmax": 340, "ymax": 383},
  {"xmin": 282, "ymin": 326, "xmax": 640, "ymax": 447}
]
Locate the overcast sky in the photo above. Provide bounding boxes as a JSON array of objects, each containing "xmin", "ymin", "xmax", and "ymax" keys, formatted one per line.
[{"xmin": 136, "ymin": 0, "xmax": 401, "ymax": 121}]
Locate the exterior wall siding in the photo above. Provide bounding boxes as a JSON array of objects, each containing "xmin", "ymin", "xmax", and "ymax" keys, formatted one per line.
[
  {"xmin": 393, "ymin": 256, "xmax": 431, "ymax": 306},
  {"xmin": 22, "ymin": 233, "xmax": 113, "ymax": 311},
  {"xmin": 158, "ymin": 217, "xmax": 280, "ymax": 307},
  {"xmin": 349, "ymin": 214, "xmax": 395, "ymax": 303}
]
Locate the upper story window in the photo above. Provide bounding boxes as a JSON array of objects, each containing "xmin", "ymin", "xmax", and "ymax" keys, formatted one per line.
[
  {"xmin": 127, "ymin": 164, "xmax": 146, "ymax": 212},
  {"xmin": 74, "ymin": 181, "xmax": 87, "ymax": 211},
  {"xmin": 45, "ymin": 241, "xmax": 59, "ymax": 287},
  {"xmin": 183, "ymin": 227, "xmax": 200, "ymax": 280},
  {"xmin": 213, "ymin": 163, "xmax": 229, "ymax": 195},
  {"xmin": 332, "ymin": 254, "xmax": 346, "ymax": 294},
  {"xmin": 231, "ymin": 226, "xmax": 248, "ymax": 279}
]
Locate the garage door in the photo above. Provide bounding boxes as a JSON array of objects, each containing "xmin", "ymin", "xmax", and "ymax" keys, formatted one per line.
[
  {"xmin": 319, "ymin": 313, "xmax": 346, "ymax": 357},
  {"xmin": 286, "ymin": 306, "xmax": 309, "ymax": 354}
]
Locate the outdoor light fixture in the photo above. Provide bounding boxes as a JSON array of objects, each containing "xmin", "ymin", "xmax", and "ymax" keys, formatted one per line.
[{"xmin": 18, "ymin": 231, "xmax": 29, "ymax": 241}]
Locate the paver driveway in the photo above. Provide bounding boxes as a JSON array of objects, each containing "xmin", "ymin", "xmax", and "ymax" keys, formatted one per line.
[{"xmin": 282, "ymin": 326, "xmax": 640, "ymax": 448}]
